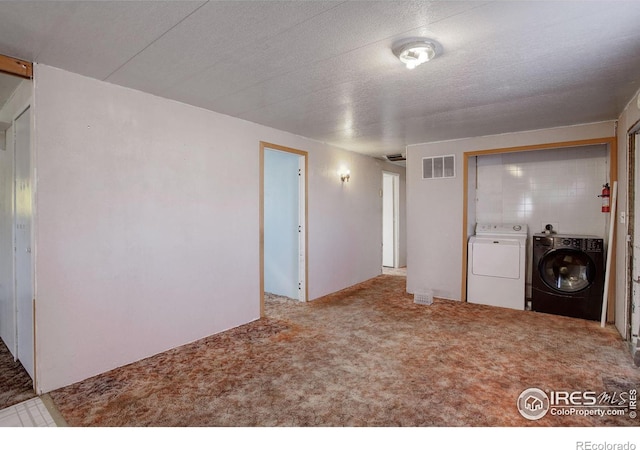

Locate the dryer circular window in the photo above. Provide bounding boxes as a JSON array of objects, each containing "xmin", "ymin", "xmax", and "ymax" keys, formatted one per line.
[{"xmin": 531, "ymin": 235, "xmax": 605, "ymax": 321}]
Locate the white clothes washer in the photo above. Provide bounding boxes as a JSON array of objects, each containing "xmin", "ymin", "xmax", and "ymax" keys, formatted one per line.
[{"xmin": 467, "ymin": 223, "xmax": 528, "ymax": 310}]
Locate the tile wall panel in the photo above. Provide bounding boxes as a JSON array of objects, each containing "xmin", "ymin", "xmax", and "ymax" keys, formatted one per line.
[{"xmin": 475, "ymin": 145, "xmax": 608, "ymax": 238}]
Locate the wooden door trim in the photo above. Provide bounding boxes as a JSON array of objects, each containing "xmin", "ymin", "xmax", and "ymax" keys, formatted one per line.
[
  {"xmin": 259, "ymin": 141, "xmax": 309, "ymax": 317},
  {"xmin": 0, "ymin": 54, "xmax": 32, "ymax": 79}
]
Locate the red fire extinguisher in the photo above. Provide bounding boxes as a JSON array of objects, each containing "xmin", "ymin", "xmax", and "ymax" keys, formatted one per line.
[{"xmin": 600, "ymin": 183, "xmax": 610, "ymax": 213}]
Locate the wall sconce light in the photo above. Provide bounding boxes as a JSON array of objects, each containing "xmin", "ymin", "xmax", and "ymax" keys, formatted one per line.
[{"xmin": 340, "ymin": 169, "xmax": 351, "ymax": 183}]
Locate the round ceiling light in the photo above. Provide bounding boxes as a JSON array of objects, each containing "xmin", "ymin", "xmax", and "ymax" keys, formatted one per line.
[{"xmin": 393, "ymin": 40, "xmax": 438, "ymax": 70}]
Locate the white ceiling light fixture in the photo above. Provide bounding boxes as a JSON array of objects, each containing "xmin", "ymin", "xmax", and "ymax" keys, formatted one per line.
[{"xmin": 393, "ymin": 39, "xmax": 438, "ymax": 70}]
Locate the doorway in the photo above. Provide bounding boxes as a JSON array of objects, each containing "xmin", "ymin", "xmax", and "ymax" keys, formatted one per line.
[
  {"xmin": 0, "ymin": 55, "xmax": 35, "ymax": 397},
  {"xmin": 382, "ymin": 172, "xmax": 399, "ymax": 269},
  {"xmin": 260, "ymin": 142, "xmax": 308, "ymax": 316},
  {"xmin": 14, "ymin": 106, "xmax": 34, "ymax": 381},
  {"xmin": 626, "ymin": 124, "xmax": 640, "ymax": 358},
  {"xmin": 0, "ymin": 93, "xmax": 35, "ymax": 400}
]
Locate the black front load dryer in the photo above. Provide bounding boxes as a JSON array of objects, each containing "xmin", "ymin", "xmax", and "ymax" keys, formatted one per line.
[{"xmin": 531, "ymin": 234, "xmax": 605, "ymax": 321}]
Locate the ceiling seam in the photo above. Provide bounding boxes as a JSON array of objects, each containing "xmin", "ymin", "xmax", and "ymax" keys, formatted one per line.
[
  {"xmin": 102, "ymin": 0, "xmax": 210, "ymax": 82},
  {"xmin": 159, "ymin": 1, "xmax": 349, "ymax": 93},
  {"xmin": 208, "ymin": 1, "xmax": 494, "ymax": 115},
  {"xmin": 239, "ymin": 52, "xmax": 640, "ymax": 132},
  {"xmin": 282, "ymin": 86, "xmax": 622, "ymax": 144}
]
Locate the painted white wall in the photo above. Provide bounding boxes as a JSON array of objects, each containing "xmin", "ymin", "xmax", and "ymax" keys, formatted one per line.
[
  {"xmin": 264, "ymin": 149, "xmax": 299, "ymax": 299},
  {"xmin": 615, "ymin": 89, "xmax": 640, "ymax": 339},
  {"xmin": 32, "ymin": 64, "xmax": 388, "ymax": 392},
  {"xmin": 306, "ymin": 145, "xmax": 384, "ymax": 299},
  {"xmin": 406, "ymin": 121, "xmax": 615, "ymax": 301},
  {"xmin": 0, "ymin": 79, "xmax": 32, "ymax": 356}
]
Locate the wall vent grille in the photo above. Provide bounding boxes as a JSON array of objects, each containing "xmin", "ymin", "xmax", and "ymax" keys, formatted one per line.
[{"xmin": 422, "ymin": 155, "xmax": 455, "ymax": 179}]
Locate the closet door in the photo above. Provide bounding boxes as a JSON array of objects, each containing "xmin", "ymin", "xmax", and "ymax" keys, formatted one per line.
[{"xmin": 15, "ymin": 107, "xmax": 34, "ymax": 380}]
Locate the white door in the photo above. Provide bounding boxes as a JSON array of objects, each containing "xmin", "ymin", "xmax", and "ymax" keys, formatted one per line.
[
  {"xmin": 14, "ymin": 107, "xmax": 34, "ymax": 379},
  {"xmin": 297, "ymin": 156, "xmax": 306, "ymax": 302},
  {"xmin": 264, "ymin": 148, "xmax": 306, "ymax": 301},
  {"xmin": 382, "ymin": 172, "xmax": 398, "ymax": 268},
  {"xmin": 0, "ymin": 123, "xmax": 16, "ymax": 356}
]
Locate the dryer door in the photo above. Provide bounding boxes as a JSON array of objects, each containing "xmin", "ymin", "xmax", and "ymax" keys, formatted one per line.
[
  {"xmin": 538, "ymin": 249, "xmax": 595, "ymax": 293},
  {"xmin": 471, "ymin": 237, "xmax": 521, "ymax": 279}
]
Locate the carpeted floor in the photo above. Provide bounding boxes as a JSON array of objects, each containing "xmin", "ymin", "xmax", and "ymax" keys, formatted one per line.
[
  {"xmin": 0, "ymin": 338, "xmax": 35, "ymax": 410},
  {"xmin": 49, "ymin": 275, "xmax": 639, "ymax": 426}
]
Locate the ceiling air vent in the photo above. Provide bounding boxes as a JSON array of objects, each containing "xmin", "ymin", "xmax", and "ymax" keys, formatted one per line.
[
  {"xmin": 423, "ymin": 155, "xmax": 455, "ymax": 179},
  {"xmin": 386, "ymin": 153, "xmax": 406, "ymax": 162}
]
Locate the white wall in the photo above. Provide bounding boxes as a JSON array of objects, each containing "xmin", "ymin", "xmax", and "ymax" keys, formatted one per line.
[
  {"xmin": 0, "ymin": 79, "xmax": 32, "ymax": 356},
  {"xmin": 307, "ymin": 145, "xmax": 385, "ymax": 298},
  {"xmin": 615, "ymin": 89, "xmax": 640, "ymax": 339},
  {"xmin": 406, "ymin": 121, "xmax": 615, "ymax": 301},
  {"xmin": 33, "ymin": 64, "xmax": 387, "ymax": 392},
  {"xmin": 264, "ymin": 148, "xmax": 299, "ymax": 299}
]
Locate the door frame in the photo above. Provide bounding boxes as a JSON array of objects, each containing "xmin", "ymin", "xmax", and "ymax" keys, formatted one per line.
[
  {"xmin": 259, "ymin": 141, "xmax": 308, "ymax": 316},
  {"xmin": 382, "ymin": 171, "xmax": 400, "ymax": 268},
  {"xmin": 461, "ymin": 137, "xmax": 617, "ymax": 323},
  {"xmin": 626, "ymin": 119, "xmax": 640, "ymax": 354},
  {"xmin": 0, "ymin": 54, "xmax": 32, "ymax": 79}
]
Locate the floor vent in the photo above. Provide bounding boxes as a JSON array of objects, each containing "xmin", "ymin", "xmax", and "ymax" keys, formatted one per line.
[{"xmin": 414, "ymin": 291, "xmax": 433, "ymax": 305}]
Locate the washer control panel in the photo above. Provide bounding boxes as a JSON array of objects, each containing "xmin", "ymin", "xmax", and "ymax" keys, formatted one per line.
[
  {"xmin": 585, "ymin": 238, "xmax": 603, "ymax": 252},
  {"xmin": 552, "ymin": 236, "xmax": 603, "ymax": 252}
]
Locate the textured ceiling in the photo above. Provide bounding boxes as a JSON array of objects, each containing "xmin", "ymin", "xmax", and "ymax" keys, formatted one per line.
[{"xmin": 0, "ymin": 1, "xmax": 639, "ymax": 159}]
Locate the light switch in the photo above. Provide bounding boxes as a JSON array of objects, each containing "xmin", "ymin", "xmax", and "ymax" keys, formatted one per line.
[{"xmin": 620, "ymin": 211, "xmax": 626, "ymax": 224}]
